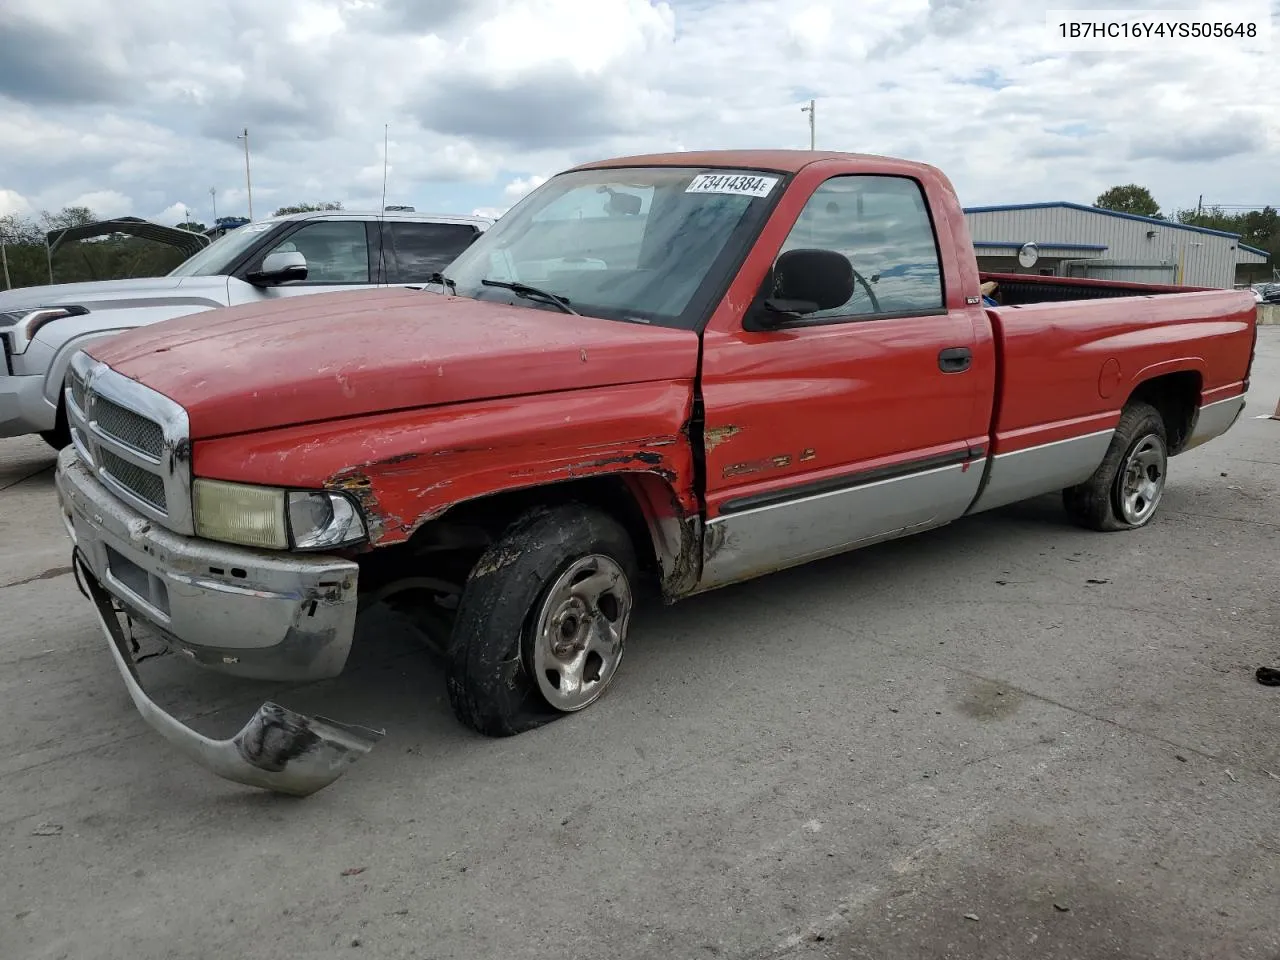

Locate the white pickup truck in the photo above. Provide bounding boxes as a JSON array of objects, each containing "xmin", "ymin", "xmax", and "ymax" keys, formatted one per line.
[{"xmin": 0, "ymin": 208, "xmax": 493, "ymax": 447}]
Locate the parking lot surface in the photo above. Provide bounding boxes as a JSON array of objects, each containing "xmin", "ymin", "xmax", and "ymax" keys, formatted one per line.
[{"xmin": 2, "ymin": 330, "xmax": 1278, "ymax": 960}]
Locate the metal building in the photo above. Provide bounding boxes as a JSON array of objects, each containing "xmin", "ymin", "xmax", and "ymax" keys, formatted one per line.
[{"xmin": 963, "ymin": 201, "xmax": 1270, "ymax": 288}]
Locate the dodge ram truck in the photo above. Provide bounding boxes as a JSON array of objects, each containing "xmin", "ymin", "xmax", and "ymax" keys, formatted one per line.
[{"xmin": 53, "ymin": 150, "xmax": 1258, "ymax": 795}]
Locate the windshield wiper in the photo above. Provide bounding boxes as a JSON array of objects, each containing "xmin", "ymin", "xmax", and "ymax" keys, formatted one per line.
[
  {"xmin": 480, "ymin": 278, "xmax": 578, "ymax": 315},
  {"xmin": 427, "ymin": 272, "xmax": 456, "ymax": 294}
]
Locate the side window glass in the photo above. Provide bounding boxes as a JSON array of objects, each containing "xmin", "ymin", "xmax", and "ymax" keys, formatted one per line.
[
  {"xmin": 385, "ymin": 222, "xmax": 479, "ymax": 282},
  {"xmin": 264, "ymin": 220, "xmax": 370, "ymax": 283},
  {"xmin": 778, "ymin": 175, "xmax": 944, "ymax": 319}
]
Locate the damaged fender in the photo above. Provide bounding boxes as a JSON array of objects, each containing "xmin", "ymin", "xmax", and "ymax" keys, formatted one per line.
[{"xmin": 77, "ymin": 553, "xmax": 384, "ymax": 797}]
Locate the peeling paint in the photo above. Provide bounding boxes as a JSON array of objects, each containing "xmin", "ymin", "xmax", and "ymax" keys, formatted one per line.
[{"xmin": 704, "ymin": 424, "xmax": 742, "ymax": 451}]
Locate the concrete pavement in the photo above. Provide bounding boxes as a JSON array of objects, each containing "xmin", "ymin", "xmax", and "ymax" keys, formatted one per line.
[{"xmin": 2, "ymin": 331, "xmax": 1278, "ymax": 960}]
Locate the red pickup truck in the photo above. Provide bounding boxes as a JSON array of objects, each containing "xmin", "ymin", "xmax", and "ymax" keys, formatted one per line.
[{"xmin": 55, "ymin": 150, "xmax": 1258, "ymax": 794}]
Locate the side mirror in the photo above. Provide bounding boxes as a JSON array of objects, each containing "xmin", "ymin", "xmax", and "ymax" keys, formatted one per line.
[
  {"xmin": 247, "ymin": 250, "xmax": 308, "ymax": 286},
  {"xmin": 743, "ymin": 248, "xmax": 855, "ymax": 331}
]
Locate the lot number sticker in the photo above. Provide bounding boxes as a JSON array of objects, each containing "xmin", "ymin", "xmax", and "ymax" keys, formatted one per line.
[{"xmin": 685, "ymin": 173, "xmax": 778, "ymax": 197}]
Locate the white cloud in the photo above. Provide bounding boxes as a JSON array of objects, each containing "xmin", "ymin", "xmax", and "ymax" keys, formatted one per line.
[
  {"xmin": 0, "ymin": 189, "xmax": 34, "ymax": 218},
  {"xmin": 0, "ymin": 0, "xmax": 1273, "ymax": 222},
  {"xmin": 69, "ymin": 190, "xmax": 132, "ymax": 218},
  {"xmin": 503, "ymin": 175, "xmax": 547, "ymax": 200}
]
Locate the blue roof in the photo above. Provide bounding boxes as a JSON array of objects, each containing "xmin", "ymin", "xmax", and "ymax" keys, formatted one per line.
[
  {"xmin": 962, "ymin": 201, "xmax": 1249, "ymax": 243},
  {"xmin": 974, "ymin": 240, "xmax": 1107, "ymax": 252},
  {"xmin": 1239, "ymin": 243, "xmax": 1270, "ymax": 259}
]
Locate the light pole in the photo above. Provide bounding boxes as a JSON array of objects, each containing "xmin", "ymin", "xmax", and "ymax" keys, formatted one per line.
[
  {"xmin": 209, "ymin": 186, "xmax": 218, "ymax": 226},
  {"xmin": 801, "ymin": 99, "xmax": 815, "ymax": 150},
  {"xmin": 236, "ymin": 128, "xmax": 254, "ymax": 221}
]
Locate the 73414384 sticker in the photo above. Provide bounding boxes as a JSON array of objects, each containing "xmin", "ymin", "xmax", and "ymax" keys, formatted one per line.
[{"xmin": 685, "ymin": 173, "xmax": 779, "ymax": 197}]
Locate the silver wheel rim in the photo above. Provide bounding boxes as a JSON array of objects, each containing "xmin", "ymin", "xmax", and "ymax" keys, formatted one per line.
[
  {"xmin": 1119, "ymin": 433, "xmax": 1166, "ymax": 525},
  {"xmin": 532, "ymin": 554, "xmax": 632, "ymax": 712}
]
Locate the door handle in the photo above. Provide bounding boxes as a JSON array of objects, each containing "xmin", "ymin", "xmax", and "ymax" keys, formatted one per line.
[{"xmin": 938, "ymin": 347, "xmax": 972, "ymax": 373}]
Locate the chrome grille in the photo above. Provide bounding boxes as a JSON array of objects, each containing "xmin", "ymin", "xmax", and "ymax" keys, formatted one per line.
[
  {"xmin": 65, "ymin": 351, "xmax": 194, "ymax": 535},
  {"xmin": 95, "ymin": 396, "xmax": 165, "ymax": 457},
  {"xmin": 100, "ymin": 449, "xmax": 168, "ymax": 511},
  {"xmin": 68, "ymin": 367, "xmax": 87, "ymax": 414}
]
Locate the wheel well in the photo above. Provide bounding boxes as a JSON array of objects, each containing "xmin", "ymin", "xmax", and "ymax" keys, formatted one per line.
[
  {"xmin": 1126, "ymin": 371, "xmax": 1201, "ymax": 454},
  {"xmin": 363, "ymin": 475, "xmax": 669, "ymax": 597}
]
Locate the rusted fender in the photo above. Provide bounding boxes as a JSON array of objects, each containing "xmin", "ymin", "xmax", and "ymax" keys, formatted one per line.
[{"xmin": 78, "ymin": 554, "xmax": 383, "ymax": 797}]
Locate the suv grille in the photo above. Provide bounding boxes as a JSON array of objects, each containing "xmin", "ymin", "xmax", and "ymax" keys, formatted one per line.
[{"xmin": 95, "ymin": 396, "xmax": 165, "ymax": 457}]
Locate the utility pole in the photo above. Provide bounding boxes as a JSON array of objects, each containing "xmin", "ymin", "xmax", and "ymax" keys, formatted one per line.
[
  {"xmin": 209, "ymin": 186, "xmax": 218, "ymax": 226},
  {"xmin": 237, "ymin": 128, "xmax": 254, "ymax": 221},
  {"xmin": 1, "ymin": 240, "xmax": 9, "ymax": 291},
  {"xmin": 380, "ymin": 123, "xmax": 389, "ymax": 212},
  {"xmin": 1196, "ymin": 194, "xmax": 1202, "ymax": 217},
  {"xmin": 800, "ymin": 99, "xmax": 816, "ymax": 150}
]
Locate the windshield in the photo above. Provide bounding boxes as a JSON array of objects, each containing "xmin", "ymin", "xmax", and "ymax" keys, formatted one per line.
[
  {"xmin": 442, "ymin": 166, "xmax": 781, "ymax": 328},
  {"xmin": 166, "ymin": 220, "xmax": 280, "ymax": 277}
]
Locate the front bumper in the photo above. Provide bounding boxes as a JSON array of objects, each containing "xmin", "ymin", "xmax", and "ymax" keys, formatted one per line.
[
  {"xmin": 0, "ymin": 373, "xmax": 57, "ymax": 437},
  {"xmin": 55, "ymin": 446, "xmax": 383, "ymax": 795},
  {"xmin": 56, "ymin": 445, "xmax": 360, "ymax": 682}
]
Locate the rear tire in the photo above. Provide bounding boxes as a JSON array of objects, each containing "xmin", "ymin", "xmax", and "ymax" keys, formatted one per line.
[
  {"xmin": 1063, "ymin": 401, "xmax": 1168, "ymax": 531},
  {"xmin": 446, "ymin": 504, "xmax": 637, "ymax": 737}
]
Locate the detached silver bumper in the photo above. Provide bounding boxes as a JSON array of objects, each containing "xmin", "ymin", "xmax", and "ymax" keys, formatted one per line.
[{"xmin": 55, "ymin": 446, "xmax": 383, "ymax": 796}]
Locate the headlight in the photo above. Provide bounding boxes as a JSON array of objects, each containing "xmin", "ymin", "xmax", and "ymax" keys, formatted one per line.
[
  {"xmin": 287, "ymin": 491, "xmax": 366, "ymax": 549},
  {"xmin": 193, "ymin": 480, "xmax": 366, "ymax": 550},
  {"xmin": 0, "ymin": 306, "xmax": 89, "ymax": 355}
]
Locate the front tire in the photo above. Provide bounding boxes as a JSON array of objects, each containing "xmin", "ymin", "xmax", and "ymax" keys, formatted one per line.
[
  {"xmin": 1063, "ymin": 401, "xmax": 1168, "ymax": 531},
  {"xmin": 446, "ymin": 504, "xmax": 638, "ymax": 737}
]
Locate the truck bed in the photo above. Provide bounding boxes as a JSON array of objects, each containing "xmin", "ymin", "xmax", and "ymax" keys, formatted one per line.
[
  {"xmin": 979, "ymin": 271, "xmax": 1212, "ymax": 305},
  {"xmin": 980, "ymin": 278, "xmax": 1256, "ymax": 458}
]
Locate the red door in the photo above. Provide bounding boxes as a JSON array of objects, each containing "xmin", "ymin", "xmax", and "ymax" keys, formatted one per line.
[{"xmin": 696, "ymin": 161, "xmax": 994, "ymax": 590}]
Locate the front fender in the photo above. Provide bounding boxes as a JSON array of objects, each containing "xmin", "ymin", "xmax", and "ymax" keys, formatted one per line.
[{"xmin": 190, "ymin": 380, "xmax": 701, "ymax": 546}]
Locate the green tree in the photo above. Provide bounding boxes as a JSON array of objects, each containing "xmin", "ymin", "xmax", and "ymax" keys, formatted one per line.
[
  {"xmin": 272, "ymin": 201, "xmax": 344, "ymax": 216},
  {"xmin": 1094, "ymin": 184, "xmax": 1163, "ymax": 219},
  {"xmin": 175, "ymin": 221, "xmax": 208, "ymax": 233},
  {"xmin": 41, "ymin": 206, "xmax": 98, "ymax": 231}
]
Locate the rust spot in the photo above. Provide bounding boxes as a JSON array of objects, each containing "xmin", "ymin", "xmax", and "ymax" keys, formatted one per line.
[
  {"xmin": 324, "ymin": 469, "xmax": 386, "ymax": 541},
  {"xmin": 381, "ymin": 452, "xmax": 420, "ymax": 466},
  {"xmin": 565, "ymin": 451, "xmax": 665, "ymax": 475},
  {"xmin": 771, "ymin": 455, "xmax": 791, "ymax": 468},
  {"xmin": 800, "ymin": 448, "xmax": 816, "ymax": 462},
  {"xmin": 704, "ymin": 425, "xmax": 742, "ymax": 452}
]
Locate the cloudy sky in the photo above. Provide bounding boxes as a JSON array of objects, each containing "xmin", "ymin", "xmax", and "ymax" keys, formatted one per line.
[{"xmin": 1, "ymin": 0, "xmax": 1276, "ymax": 226}]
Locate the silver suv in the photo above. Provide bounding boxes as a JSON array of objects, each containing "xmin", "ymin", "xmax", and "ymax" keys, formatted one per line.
[{"xmin": 0, "ymin": 209, "xmax": 493, "ymax": 447}]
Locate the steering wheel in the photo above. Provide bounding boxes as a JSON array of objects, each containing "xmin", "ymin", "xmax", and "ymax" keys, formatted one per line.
[{"xmin": 851, "ymin": 267, "xmax": 881, "ymax": 314}]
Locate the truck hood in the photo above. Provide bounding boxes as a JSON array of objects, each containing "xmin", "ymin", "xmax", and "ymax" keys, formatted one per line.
[
  {"xmin": 0, "ymin": 275, "xmax": 230, "ymax": 313},
  {"xmin": 86, "ymin": 286, "xmax": 701, "ymax": 440}
]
